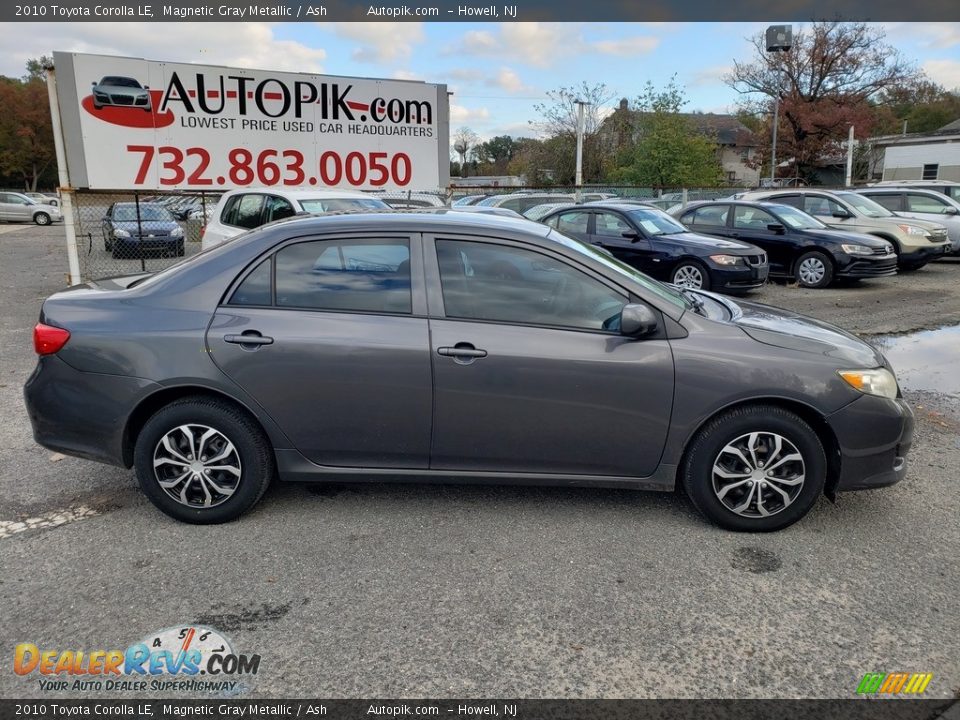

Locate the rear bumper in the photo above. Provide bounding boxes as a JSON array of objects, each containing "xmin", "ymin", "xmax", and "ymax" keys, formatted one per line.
[
  {"xmin": 827, "ymin": 394, "xmax": 914, "ymax": 491},
  {"xmin": 23, "ymin": 355, "xmax": 158, "ymax": 468}
]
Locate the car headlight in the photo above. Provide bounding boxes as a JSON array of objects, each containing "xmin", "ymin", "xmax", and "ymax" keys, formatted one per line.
[
  {"xmin": 838, "ymin": 368, "xmax": 898, "ymax": 399},
  {"xmin": 840, "ymin": 243, "xmax": 872, "ymax": 255},
  {"xmin": 897, "ymin": 224, "xmax": 928, "ymax": 237},
  {"xmin": 114, "ymin": 228, "xmax": 131, "ymax": 237},
  {"xmin": 170, "ymin": 226, "xmax": 184, "ymax": 237},
  {"xmin": 709, "ymin": 254, "xmax": 742, "ymax": 266}
]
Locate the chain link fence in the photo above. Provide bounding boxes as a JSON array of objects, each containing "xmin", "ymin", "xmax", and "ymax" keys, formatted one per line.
[
  {"xmin": 70, "ymin": 190, "xmax": 221, "ymax": 280},
  {"xmin": 67, "ymin": 185, "xmax": 749, "ymax": 280}
]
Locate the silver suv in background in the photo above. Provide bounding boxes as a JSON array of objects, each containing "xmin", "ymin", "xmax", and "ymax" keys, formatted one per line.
[
  {"xmin": 738, "ymin": 189, "xmax": 950, "ymax": 270},
  {"xmin": 853, "ymin": 187, "xmax": 960, "ymax": 255}
]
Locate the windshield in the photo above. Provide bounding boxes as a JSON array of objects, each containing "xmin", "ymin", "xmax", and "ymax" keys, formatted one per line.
[
  {"xmin": 298, "ymin": 197, "xmax": 388, "ymax": 213},
  {"xmin": 833, "ymin": 191, "xmax": 895, "ymax": 218},
  {"xmin": 101, "ymin": 76, "xmax": 141, "ymax": 87},
  {"xmin": 113, "ymin": 204, "xmax": 174, "ymax": 222},
  {"xmin": 767, "ymin": 204, "xmax": 827, "ymax": 230},
  {"xmin": 626, "ymin": 208, "xmax": 688, "ymax": 235},
  {"xmin": 546, "ymin": 229, "xmax": 690, "ymax": 311}
]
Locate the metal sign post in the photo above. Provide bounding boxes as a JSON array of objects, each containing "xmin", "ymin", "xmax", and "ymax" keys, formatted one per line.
[{"xmin": 45, "ymin": 65, "xmax": 82, "ymax": 285}]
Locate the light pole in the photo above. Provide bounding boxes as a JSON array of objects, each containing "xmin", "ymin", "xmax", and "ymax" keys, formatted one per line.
[
  {"xmin": 574, "ymin": 99, "xmax": 589, "ymax": 203},
  {"xmin": 765, "ymin": 25, "xmax": 792, "ymax": 186}
]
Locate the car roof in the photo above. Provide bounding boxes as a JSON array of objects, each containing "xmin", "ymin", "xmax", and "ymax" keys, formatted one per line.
[
  {"xmin": 576, "ymin": 202, "xmax": 667, "ymax": 213},
  {"xmin": 219, "ymin": 187, "xmax": 373, "ymax": 200},
  {"xmin": 260, "ymin": 208, "xmax": 554, "ymax": 236}
]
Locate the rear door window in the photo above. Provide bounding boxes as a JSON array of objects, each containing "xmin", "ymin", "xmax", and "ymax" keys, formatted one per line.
[
  {"xmin": 222, "ymin": 194, "xmax": 266, "ymax": 229},
  {"xmin": 906, "ymin": 193, "xmax": 952, "ymax": 214}
]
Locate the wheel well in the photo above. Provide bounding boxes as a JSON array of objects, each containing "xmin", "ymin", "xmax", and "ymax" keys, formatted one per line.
[
  {"xmin": 122, "ymin": 386, "xmax": 266, "ymax": 467},
  {"xmin": 678, "ymin": 398, "xmax": 842, "ymax": 500}
]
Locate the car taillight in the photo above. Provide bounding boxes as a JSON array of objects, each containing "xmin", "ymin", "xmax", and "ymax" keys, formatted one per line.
[
  {"xmin": 200, "ymin": 225, "xmax": 206, "ymax": 238},
  {"xmin": 34, "ymin": 323, "xmax": 70, "ymax": 355}
]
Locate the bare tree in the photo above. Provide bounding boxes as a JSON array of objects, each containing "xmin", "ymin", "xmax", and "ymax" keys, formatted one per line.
[
  {"xmin": 726, "ymin": 22, "xmax": 920, "ymax": 177},
  {"xmin": 531, "ymin": 82, "xmax": 616, "ymax": 138},
  {"xmin": 452, "ymin": 126, "xmax": 479, "ymax": 177}
]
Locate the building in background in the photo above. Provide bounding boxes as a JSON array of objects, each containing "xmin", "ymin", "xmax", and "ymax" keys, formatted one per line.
[{"xmin": 873, "ymin": 119, "xmax": 960, "ymax": 182}]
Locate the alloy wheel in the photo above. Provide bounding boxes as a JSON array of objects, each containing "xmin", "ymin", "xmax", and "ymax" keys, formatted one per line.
[
  {"xmin": 711, "ymin": 431, "xmax": 805, "ymax": 518},
  {"xmin": 152, "ymin": 424, "xmax": 242, "ymax": 508},
  {"xmin": 673, "ymin": 265, "xmax": 704, "ymax": 289}
]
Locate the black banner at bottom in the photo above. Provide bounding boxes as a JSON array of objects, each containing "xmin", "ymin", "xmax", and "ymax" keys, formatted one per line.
[{"xmin": 0, "ymin": 700, "xmax": 958, "ymax": 720}]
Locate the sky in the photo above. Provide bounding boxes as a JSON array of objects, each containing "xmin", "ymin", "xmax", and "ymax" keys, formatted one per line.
[{"xmin": 1, "ymin": 21, "xmax": 958, "ymax": 141}]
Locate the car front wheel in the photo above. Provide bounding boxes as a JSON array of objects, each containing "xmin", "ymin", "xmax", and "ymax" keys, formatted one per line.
[
  {"xmin": 34, "ymin": 212, "xmax": 51, "ymax": 226},
  {"xmin": 671, "ymin": 261, "xmax": 711, "ymax": 291},
  {"xmin": 681, "ymin": 404, "xmax": 826, "ymax": 531},
  {"xmin": 795, "ymin": 250, "xmax": 834, "ymax": 288},
  {"xmin": 133, "ymin": 397, "xmax": 275, "ymax": 524}
]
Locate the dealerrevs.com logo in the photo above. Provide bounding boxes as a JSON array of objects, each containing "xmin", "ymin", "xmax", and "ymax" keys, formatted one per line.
[{"xmin": 14, "ymin": 626, "xmax": 261, "ymax": 693}]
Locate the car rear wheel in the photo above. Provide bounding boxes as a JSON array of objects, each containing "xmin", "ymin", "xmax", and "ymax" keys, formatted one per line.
[
  {"xmin": 133, "ymin": 397, "xmax": 275, "ymax": 524},
  {"xmin": 34, "ymin": 212, "xmax": 51, "ymax": 226},
  {"xmin": 795, "ymin": 250, "xmax": 834, "ymax": 288},
  {"xmin": 681, "ymin": 404, "xmax": 826, "ymax": 532},
  {"xmin": 671, "ymin": 261, "xmax": 711, "ymax": 291}
]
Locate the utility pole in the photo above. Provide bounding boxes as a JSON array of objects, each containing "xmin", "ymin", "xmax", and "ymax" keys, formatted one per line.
[
  {"xmin": 574, "ymin": 99, "xmax": 588, "ymax": 203},
  {"xmin": 845, "ymin": 125, "xmax": 855, "ymax": 187},
  {"xmin": 765, "ymin": 25, "xmax": 793, "ymax": 187}
]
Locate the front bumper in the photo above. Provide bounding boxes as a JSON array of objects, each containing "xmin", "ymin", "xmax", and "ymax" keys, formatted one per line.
[
  {"xmin": 835, "ymin": 253, "xmax": 898, "ymax": 278},
  {"xmin": 24, "ymin": 355, "xmax": 158, "ymax": 468},
  {"xmin": 827, "ymin": 394, "xmax": 914, "ymax": 491},
  {"xmin": 900, "ymin": 242, "xmax": 950, "ymax": 263},
  {"xmin": 710, "ymin": 263, "xmax": 769, "ymax": 292},
  {"xmin": 113, "ymin": 235, "xmax": 182, "ymax": 257}
]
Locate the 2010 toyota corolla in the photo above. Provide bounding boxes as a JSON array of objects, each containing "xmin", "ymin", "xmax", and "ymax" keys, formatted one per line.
[{"xmin": 24, "ymin": 211, "xmax": 914, "ymax": 531}]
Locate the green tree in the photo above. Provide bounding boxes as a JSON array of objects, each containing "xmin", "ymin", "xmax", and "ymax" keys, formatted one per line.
[
  {"xmin": 474, "ymin": 135, "xmax": 518, "ymax": 174},
  {"xmin": 609, "ymin": 79, "xmax": 724, "ymax": 187},
  {"xmin": 0, "ymin": 58, "xmax": 57, "ymax": 191}
]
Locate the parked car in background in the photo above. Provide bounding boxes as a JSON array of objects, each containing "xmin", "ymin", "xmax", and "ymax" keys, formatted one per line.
[
  {"xmin": 25, "ymin": 192, "xmax": 59, "ymax": 208},
  {"xmin": 522, "ymin": 202, "xmax": 576, "ymax": 221},
  {"xmin": 674, "ymin": 201, "xmax": 898, "ymax": 288},
  {"xmin": 853, "ymin": 187, "xmax": 960, "ymax": 255},
  {"xmin": 451, "ymin": 194, "xmax": 491, "ymax": 206},
  {"xmin": 540, "ymin": 202, "xmax": 768, "ymax": 293},
  {"xmin": 869, "ymin": 180, "xmax": 960, "ymax": 202},
  {"xmin": 102, "ymin": 202, "xmax": 184, "ymax": 258},
  {"xmin": 91, "ymin": 76, "xmax": 152, "ymax": 111},
  {"xmin": 478, "ymin": 193, "xmax": 576, "ymax": 213},
  {"xmin": 26, "ymin": 211, "xmax": 914, "ymax": 531},
  {"xmin": 373, "ymin": 192, "xmax": 446, "ymax": 210},
  {"xmin": 445, "ymin": 206, "xmax": 523, "ymax": 218},
  {"xmin": 201, "ymin": 188, "xmax": 389, "ymax": 249},
  {"xmin": 0, "ymin": 192, "xmax": 62, "ymax": 226},
  {"xmin": 738, "ymin": 189, "xmax": 950, "ymax": 270}
]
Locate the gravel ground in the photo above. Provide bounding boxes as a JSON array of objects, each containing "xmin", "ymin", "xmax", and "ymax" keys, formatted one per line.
[{"xmin": 1, "ymin": 224, "xmax": 958, "ymax": 700}]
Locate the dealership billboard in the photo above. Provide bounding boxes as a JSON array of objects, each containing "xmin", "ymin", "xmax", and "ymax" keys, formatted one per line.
[{"xmin": 51, "ymin": 52, "xmax": 450, "ymax": 191}]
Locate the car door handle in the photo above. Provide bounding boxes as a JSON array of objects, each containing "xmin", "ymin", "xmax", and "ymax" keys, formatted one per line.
[
  {"xmin": 438, "ymin": 344, "xmax": 487, "ymax": 360},
  {"xmin": 224, "ymin": 331, "xmax": 274, "ymax": 347}
]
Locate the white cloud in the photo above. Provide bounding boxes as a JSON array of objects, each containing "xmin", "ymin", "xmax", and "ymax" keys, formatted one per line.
[
  {"xmin": 391, "ymin": 69, "xmax": 422, "ymax": 81},
  {"xmin": 690, "ymin": 65, "xmax": 732, "ymax": 88},
  {"xmin": 448, "ymin": 23, "xmax": 659, "ymax": 68},
  {"xmin": 883, "ymin": 23, "xmax": 960, "ymax": 50},
  {"xmin": 0, "ymin": 23, "xmax": 326, "ymax": 77},
  {"xmin": 450, "ymin": 104, "xmax": 491, "ymax": 124},
  {"xmin": 322, "ymin": 22, "xmax": 425, "ymax": 64},
  {"xmin": 590, "ymin": 36, "xmax": 660, "ymax": 57},
  {"xmin": 923, "ymin": 59, "xmax": 960, "ymax": 91},
  {"xmin": 489, "ymin": 67, "xmax": 532, "ymax": 94}
]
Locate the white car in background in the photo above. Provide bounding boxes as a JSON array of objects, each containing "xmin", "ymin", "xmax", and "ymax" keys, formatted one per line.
[{"xmin": 201, "ymin": 188, "xmax": 389, "ymax": 249}]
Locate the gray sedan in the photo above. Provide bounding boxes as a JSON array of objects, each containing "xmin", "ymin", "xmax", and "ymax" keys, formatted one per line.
[{"xmin": 24, "ymin": 212, "xmax": 914, "ymax": 531}]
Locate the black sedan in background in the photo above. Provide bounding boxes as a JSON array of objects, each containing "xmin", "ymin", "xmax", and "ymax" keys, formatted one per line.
[
  {"xmin": 674, "ymin": 201, "xmax": 898, "ymax": 288},
  {"xmin": 540, "ymin": 203, "xmax": 768, "ymax": 293},
  {"xmin": 102, "ymin": 202, "xmax": 185, "ymax": 259}
]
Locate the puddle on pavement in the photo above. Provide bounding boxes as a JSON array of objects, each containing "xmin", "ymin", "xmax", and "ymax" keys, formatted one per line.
[{"xmin": 869, "ymin": 324, "xmax": 960, "ymax": 399}]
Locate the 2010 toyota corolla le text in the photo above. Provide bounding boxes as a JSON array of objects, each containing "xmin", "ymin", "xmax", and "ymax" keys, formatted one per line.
[{"xmin": 24, "ymin": 211, "xmax": 914, "ymax": 531}]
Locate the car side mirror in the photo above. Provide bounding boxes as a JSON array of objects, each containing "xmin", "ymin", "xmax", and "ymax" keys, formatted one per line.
[
  {"xmin": 767, "ymin": 223, "xmax": 786, "ymax": 234},
  {"xmin": 144, "ymin": 85, "xmax": 150, "ymax": 90},
  {"xmin": 621, "ymin": 230, "xmax": 641, "ymax": 242},
  {"xmin": 619, "ymin": 303, "xmax": 658, "ymax": 337},
  {"xmin": 91, "ymin": 81, "xmax": 96, "ymax": 86},
  {"xmin": 945, "ymin": 207, "xmax": 959, "ymax": 215},
  {"xmin": 832, "ymin": 210, "xmax": 852, "ymax": 219}
]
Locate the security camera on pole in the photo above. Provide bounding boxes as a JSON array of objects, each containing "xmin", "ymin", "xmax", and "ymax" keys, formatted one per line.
[{"xmin": 765, "ymin": 25, "xmax": 792, "ymax": 187}]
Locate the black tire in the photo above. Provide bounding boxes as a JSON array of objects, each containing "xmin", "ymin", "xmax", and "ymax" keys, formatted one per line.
[
  {"xmin": 176, "ymin": 240, "xmax": 185, "ymax": 257},
  {"xmin": 794, "ymin": 250, "xmax": 834, "ymax": 288},
  {"xmin": 33, "ymin": 212, "xmax": 51, "ymax": 226},
  {"xmin": 133, "ymin": 396, "xmax": 275, "ymax": 524},
  {"xmin": 680, "ymin": 404, "xmax": 826, "ymax": 532},
  {"xmin": 670, "ymin": 260, "xmax": 711, "ymax": 291}
]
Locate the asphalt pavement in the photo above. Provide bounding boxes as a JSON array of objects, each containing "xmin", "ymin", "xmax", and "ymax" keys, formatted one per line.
[{"xmin": 1, "ymin": 223, "xmax": 958, "ymax": 700}]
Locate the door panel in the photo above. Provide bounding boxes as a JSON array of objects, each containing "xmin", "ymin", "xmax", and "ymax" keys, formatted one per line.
[
  {"xmin": 209, "ymin": 309, "xmax": 432, "ymax": 468},
  {"xmin": 427, "ymin": 236, "xmax": 674, "ymax": 477},
  {"xmin": 731, "ymin": 205, "xmax": 790, "ymax": 273}
]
